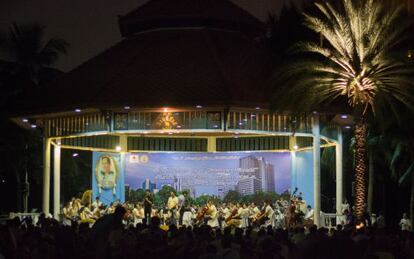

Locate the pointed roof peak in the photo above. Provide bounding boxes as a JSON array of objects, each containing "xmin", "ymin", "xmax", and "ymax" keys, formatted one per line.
[{"xmin": 118, "ymin": 0, "xmax": 264, "ymax": 37}]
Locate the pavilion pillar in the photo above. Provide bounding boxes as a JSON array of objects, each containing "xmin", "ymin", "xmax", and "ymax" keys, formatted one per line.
[
  {"xmin": 53, "ymin": 144, "xmax": 61, "ymax": 220},
  {"xmin": 42, "ymin": 138, "xmax": 51, "ymax": 215},
  {"xmin": 207, "ymin": 137, "xmax": 216, "ymax": 152},
  {"xmin": 289, "ymin": 136, "xmax": 297, "ymax": 189},
  {"xmin": 312, "ymin": 114, "xmax": 321, "ymax": 227},
  {"xmin": 336, "ymin": 127, "xmax": 343, "ymax": 222}
]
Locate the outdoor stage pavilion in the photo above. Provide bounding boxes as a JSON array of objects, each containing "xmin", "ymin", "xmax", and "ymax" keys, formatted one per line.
[{"xmin": 10, "ymin": 0, "xmax": 351, "ymax": 227}]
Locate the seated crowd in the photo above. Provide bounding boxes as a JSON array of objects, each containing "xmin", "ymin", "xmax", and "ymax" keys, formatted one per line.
[{"xmin": 1, "ymin": 203, "xmax": 413, "ymax": 259}]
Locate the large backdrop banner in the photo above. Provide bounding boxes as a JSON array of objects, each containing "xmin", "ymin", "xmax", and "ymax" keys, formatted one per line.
[
  {"xmin": 125, "ymin": 152, "xmax": 292, "ymax": 198},
  {"xmin": 92, "ymin": 152, "xmax": 125, "ymax": 205}
]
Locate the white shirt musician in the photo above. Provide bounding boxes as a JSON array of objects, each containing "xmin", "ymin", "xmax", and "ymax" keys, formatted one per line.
[
  {"xmin": 305, "ymin": 205, "xmax": 314, "ymax": 220},
  {"xmin": 240, "ymin": 204, "xmax": 250, "ymax": 228},
  {"xmin": 133, "ymin": 204, "xmax": 144, "ymax": 226},
  {"xmin": 167, "ymin": 192, "xmax": 179, "ymax": 225},
  {"xmin": 264, "ymin": 202, "xmax": 275, "ymax": 227},
  {"xmin": 92, "ymin": 197, "xmax": 102, "ymax": 209},
  {"xmin": 206, "ymin": 202, "xmax": 219, "ymax": 228},
  {"xmin": 167, "ymin": 192, "xmax": 179, "ymax": 210}
]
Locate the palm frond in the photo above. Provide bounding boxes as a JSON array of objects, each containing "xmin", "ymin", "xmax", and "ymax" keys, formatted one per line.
[{"xmin": 274, "ymin": 0, "xmax": 414, "ymax": 119}]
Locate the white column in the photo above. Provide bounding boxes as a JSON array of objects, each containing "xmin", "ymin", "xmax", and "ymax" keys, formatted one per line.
[
  {"xmin": 42, "ymin": 138, "xmax": 51, "ymax": 215},
  {"xmin": 291, "ymin": 151, "xmax": 297, "ymax": 189},
  {"xmin": 312, "ymin": 114, "xmax": 321, "ymax": 227},
  {"xmin": 53, "ymin": 144, "xmax": 61, "ymax": 220},
  {"xmin": 336, "ymin": 127, "xmax": 343, "ymax": 222}
]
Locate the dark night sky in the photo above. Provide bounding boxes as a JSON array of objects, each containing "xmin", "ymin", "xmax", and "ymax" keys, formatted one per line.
[{"xmin": 0, "ymin": 0, "xmax": 299, "ymax": 72}]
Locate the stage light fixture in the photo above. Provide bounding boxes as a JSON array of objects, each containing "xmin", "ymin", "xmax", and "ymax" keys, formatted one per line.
[
  {"xmin": 31, "ymin": 124, "xmax": 37, "ymax": 128},
  {"xmin": 72, "ymin": 153, "xmax": 79, "ymax": 157},
  {"xmin": 22, "ymin": 118, "xmax": 28, "ymax": 123},
  {"xmin": 75, "ymin": 108, "xmax": 81, "ymax": 113},
  {"xmin": 345, "ymin": 126, "xmax": 351, "ymax": 129},
  {"xmin": 255, "ymin": 107, "xmax": 260, "ymax": 110},
  {"xmin": 293, "ymin": 145, "xmax": 299, "ymax": 150},
  {"xmin": 341, "ymin": 115, "xmax": 348, "ymax": 119},
  {"xmin": 196, "ymin": 105, "xmax": 202, "ymax": 109},
  {"xmin": 124, "ymin": 106, "xmax": 131, "ymax": 110},
  {"xmin": 115, "ymin": 146, "xmax": 122, "ymax": 152}
]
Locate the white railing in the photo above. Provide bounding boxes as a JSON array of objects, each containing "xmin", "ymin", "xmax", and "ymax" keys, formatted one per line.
[{"xmin": 9, "ymin": 213, "xmax": 41, "ymax": 225}]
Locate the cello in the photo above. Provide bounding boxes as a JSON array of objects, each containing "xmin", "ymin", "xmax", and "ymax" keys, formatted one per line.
[
  {"xmin": 225, "ymin": 207, "xmax": 239, "ymax": 225},
  {"xmin": 196, "ymin": 205, "xmax": 209, "ymax": 224}
]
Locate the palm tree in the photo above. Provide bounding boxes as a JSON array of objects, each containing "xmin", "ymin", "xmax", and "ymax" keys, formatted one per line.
[
  {"xmin": 2, "ymin": 22, "xmax": 68, "ymax": 85},
  {"xmin": 0, "ymin": 22, "xmax": 68, "ymax": 211},
  {"xmin": 274, "ymin": 0, "xmax": 414, "ymax": 219}
]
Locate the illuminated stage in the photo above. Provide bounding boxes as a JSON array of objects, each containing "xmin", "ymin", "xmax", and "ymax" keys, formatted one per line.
[{"xmin": 9, "ymin": 0, "xmax": 348, "ymax": 226}]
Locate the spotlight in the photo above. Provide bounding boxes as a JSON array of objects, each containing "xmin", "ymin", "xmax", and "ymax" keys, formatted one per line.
[
  {"xmin": 31, "ymin": 124, "xmax": 37, "ymax": 128},
  {"xmin": 163, "ymin": 107, "xmax": 168, "ymax": 112},
  {"xmin": 115, "ymin": 146, "xmax": 122, "ymax": 152},
  {"xmin": 345, "ymin": 126, "xmax": 351, "ymax": 129},
  {"xmin": 74, "ymin": 108, "xmax": 81, "ymax": 113},
  {"xmin": 255, "ymin": 107, "xmax": 261, "ymax": 110},
  {"xmin": 22, "ymin": 118, "xmax": 28, "ymax": 123},
  {"xmin": 293, "ymin": 145, "xmax": 299, "ymax": 150},
  {"xmin": 72, "ymin": 153, "xmax": 79, "ymax": 157},
  {"xmin": 340, "ymin": 115, "xmax": 348, "ymax": 119},
  {"xmin": 196, "ymin": 105, "xmax": 202, "ymax": 109},
  {"xmin": 124, "ymin": 106, "xmax": 131, "ymax": 110}
]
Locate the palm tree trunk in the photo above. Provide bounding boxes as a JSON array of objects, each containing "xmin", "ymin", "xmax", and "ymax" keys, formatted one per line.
[
  {"xmin": 354, "ymin": 117, "xmax": 367, "ymax": 219},
  {"xmin": 367, "ymin": 151, "xmax": 374, "ymax": 214}
]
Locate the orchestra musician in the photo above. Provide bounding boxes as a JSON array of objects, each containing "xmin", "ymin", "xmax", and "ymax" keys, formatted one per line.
[
  {"xmin": 225, "ymin": 203, "xmax": 241, "ymax": 227},
  {"xmin": 304, "ymin": 205, "xmax": 314, "ymax": 227},
  {"xmin": 253, "ymin": 200, "xmax": 274, "ymax": 227},
  {"xmin": 143, "ymin": 189, "xmax": 153, "ymax": 225},
  {"xmin": 205, "ymin": 200, "xmax": 219, "ymax": 228},
  {"xmin": 133, "ymin": 203, "xmax": 144, "ymax": 226},
  {"xmin": 167, "ymin": 191, "xmax": 179, "ymax": 225},
  {"xmin": 177, "ymin": 191, "xmax": 188, "ymax": 226},
  {"xmin": 218, "ymin": 203, "xmax": 229, "ymax": 228}
]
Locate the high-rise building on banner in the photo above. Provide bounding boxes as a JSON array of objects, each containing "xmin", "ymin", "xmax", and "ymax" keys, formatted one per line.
[
  {"xmin": 239, "ymin": 155, "xmax": 260, "ymax": 179},
  {"xmin": 237, "ymin": 176, "xmax": 261, "ymax": 195},
  {"xmin": 142, "ymin": 178, "xmax": 156, "ymax": 192},
  {"xmin": 266, "ymin": 163, "xmax": 275, "ymax": 192},
  {"xmin": 174, "ymin": 176, "xmax": 182, "ymax": 192}
]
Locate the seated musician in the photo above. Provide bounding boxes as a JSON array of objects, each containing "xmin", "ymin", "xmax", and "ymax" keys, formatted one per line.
[
  {"xmin": 240, "ymin": 204, "xmax": 250, "ymax": 228},
  {"xmin": 133, "ymin": 203, "xmax": 144, "ymax": 226},
  {"xmin": 79, "ymin": 206, "xmax": 97, "ymax": 225},
  {"xmin": 217, "ymin": 203, "xmax": 227, "ymax": 228},
  {"xmin": 249, "ymin": 203, "xmax": 260, "ymax": 223},
  {"xmin": 225, "ymin": 203, "xmax": 241, "ymax": 228},
  {"xmin": 304, "ymin": 205, "xmax": 314, "ymax": 226},
  {"xmin": 62, "ymin": 202, "xmax": 73, "ymax": 226},
  {"xmin": 206, "ymin": 200, "xmax": 219, "ymax": 228},
  {"xmin": 256, "ymin": 200, "xmax": 274, "ymax": 227}
]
